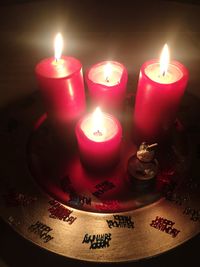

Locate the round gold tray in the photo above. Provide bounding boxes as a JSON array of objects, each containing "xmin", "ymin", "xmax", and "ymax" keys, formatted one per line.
[{"xmin": 0, "ymin": 92, "xmax": 199, "ymax": 263}]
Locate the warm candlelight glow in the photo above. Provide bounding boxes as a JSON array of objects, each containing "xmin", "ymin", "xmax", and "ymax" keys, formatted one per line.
[
  {"xmin": 54, "ymin": 33, "xmax": 63, "ymax": 61},
  {"xmin": 76, "ymin": 109, "xmax": 122, "ymax": 169},
  {"xmin": 160, "ymin": 44, "xmax": 169, "ymax": 76},
  {"xmin": 92, "ymin": 107, "xmax": 104, "ymax": 136},
  {"xmin": 104, "ymin": 62, "xmax": 112, "ymax": 82}
]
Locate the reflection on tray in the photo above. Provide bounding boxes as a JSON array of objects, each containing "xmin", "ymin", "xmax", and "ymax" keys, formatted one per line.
[{"xmin": 27, "ymin": 114, "xmax": 189, "ymax": 213}]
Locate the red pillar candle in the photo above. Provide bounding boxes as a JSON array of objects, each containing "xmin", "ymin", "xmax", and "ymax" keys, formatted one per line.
[
  {"xmin": 133, "ymin": 44, "xmax": 189, "ymax": 143},
  {"xmin": 35, "ymin": 33, "xmax": 86, "ymax": 132},
  {"xmin": 85, "ymin": 61, "xmax": 128, "ymax": 112},
  {"xmin": 75, "ymin": 107, "xmax": 122, "ymax": 171}
]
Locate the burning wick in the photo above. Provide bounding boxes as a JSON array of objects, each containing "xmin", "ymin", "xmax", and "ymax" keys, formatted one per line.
[
  {"xmin": 105, "ymin": 76, "xmax": 110, "ymax": 83},
  {"xmin": 104, "ymin": 62, "xmax": 112, "ymax": 83},
  {"xmin": 160, "ymin": 44, "xmax": 169, "ymax": 77},
  {"xmin": 92, "ymin": 107, "xmax": 104, "ymax": 137},
  {"xmin": 54, "ymin": 32, "xmax": 63, "ymax": 63},
  {"xmin": 93, "ymin": 130, "xmax": 103, "ymax": 136}
]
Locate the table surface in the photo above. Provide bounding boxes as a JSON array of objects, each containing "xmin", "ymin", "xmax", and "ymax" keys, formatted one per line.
[{"xmin": 0, "ymin": 0, "xmax": 200, "ymax": 266}]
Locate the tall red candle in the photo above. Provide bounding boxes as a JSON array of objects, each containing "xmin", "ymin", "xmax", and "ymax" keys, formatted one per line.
[
  {"xmin": 35, "ymin": 33, "xmax": 85, "ymax": 132},
  {"xmin": 134, "ymin": 44, "xmax": 189, "ymax": 143},
  {"xmin": 76, "ymin": 107, "xmax": 122, "ymax": 171},
  {"xmin": 85, "ymin": 61, "xmax": 128, "ymax": 112}
]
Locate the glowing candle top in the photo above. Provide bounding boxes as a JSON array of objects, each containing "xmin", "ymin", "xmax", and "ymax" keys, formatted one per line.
[
  {"xmin": 144, "ymin": 44, "xmax": 183, "ymax": 84},
  {"xmin": 88, "ymin": 61, "xmax": 123, "ymax": 86},
  {"xmin": 80, "ymin": 107, "xmax": 118, "ymax": 142}
]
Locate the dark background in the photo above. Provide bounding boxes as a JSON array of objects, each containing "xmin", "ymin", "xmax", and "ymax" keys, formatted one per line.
[{"xmin": 0, "ymin": 0, "xmax": 199, "ymax": 266}]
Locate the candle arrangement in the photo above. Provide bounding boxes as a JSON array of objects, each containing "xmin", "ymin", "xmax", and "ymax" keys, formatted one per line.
[
  {"xmin": 1, "ymin": 14, "xmax": 198, "ymax": 262},
  {"xmin": 35, "ymin": 35, "xmax": 188, "ymax": 172}
]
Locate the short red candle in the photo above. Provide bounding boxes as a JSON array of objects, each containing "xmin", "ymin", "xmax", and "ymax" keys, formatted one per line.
[
  {"xmin": 75, "ymin": 107, "xmax": 122, "ymax": 171},
  {"xmin": 134, "ymin": 45, "xmax": 189, "ymax": 143},
  {"xmin": 35, "ymin": 33, "xmax": 85, "ymax": 129},
  {"xmin": 85, "ymin": 61, "xmax": 128, "ymax": 112}
]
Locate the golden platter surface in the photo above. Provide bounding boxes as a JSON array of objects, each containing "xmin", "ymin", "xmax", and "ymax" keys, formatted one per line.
[{"xmin": 0, "ymin": 92, "xmax": 199, "ymax": 262}]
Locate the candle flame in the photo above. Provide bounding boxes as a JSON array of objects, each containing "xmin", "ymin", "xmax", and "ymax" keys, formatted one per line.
[
  {"xmin": 160, "ymin": 44, "xmax": 170, "ymax": 76},
  {"xmin": 104, "ymin": 62, "xmax": 112, "ymax": 82},
  {"xmin": 92, "ymin": 107, "xmax": 104, "ymax": 135},
  {"xmin": 54, "ymin": 33, "xmax": 63, "ymax": 61}
]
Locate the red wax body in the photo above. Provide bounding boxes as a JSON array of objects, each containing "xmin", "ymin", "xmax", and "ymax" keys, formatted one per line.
[
  {"xmin": 134, "ymin": 59, "xmax": 189, "ymax": 143},
  {"xmin": 75, "ymin": 113, "xmax": 122, "ymax": 171},
  {"xmin": 35, "ymin": 56, "xmax": 86, "ymax": 128},
  {"xmin": 85, "ymin": 61, "xmax": 128, "ymax": 112}
]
